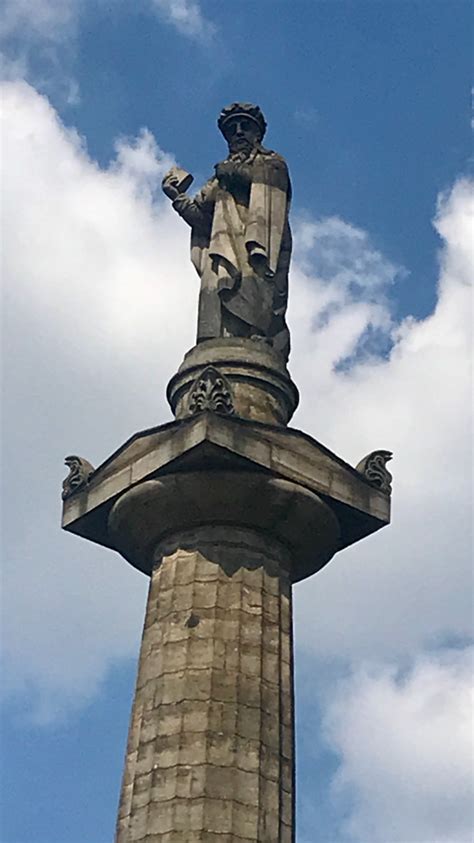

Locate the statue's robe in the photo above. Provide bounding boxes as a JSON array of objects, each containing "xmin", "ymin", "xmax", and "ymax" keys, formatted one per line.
[{"xmin": 172, "ymin": 146, "xmax": 292, "ymax": 359}]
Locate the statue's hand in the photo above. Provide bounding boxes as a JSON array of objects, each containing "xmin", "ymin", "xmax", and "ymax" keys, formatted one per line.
[
  {"xmin": 162, "ymin": 172, "xmax": 180, "ymax": 201},
  {"xmin": 215, "ymin": 160, "xmax": 237, "ymax": 187},
  {"xmin": 162, "ymin": 167, "xmax": 194, "ymax": 201}
]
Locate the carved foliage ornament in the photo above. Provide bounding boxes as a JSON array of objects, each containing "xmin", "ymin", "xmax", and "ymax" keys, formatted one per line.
[
  {"xmin": 355, "ymin": 450, "xmax": 393, "ymax": 495},
  {"xmin": 188, "ymin": 366, "xmax": 235, "ymax": 416},
  {"xmin": 62, "ymin": 455, "xmax": 95, "ymax": 500}
]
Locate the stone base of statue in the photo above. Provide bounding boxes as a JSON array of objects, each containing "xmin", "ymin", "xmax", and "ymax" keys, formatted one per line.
[
  {"xmin": 61, "ymin": 343, "xmax": 391, "ymax": 843},
  {"xmin": 167, "ymin": 338, "xmax": 299, "ymax": 427}
]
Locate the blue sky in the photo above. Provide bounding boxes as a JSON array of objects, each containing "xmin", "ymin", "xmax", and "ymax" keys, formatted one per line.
[{"xmin": 1, "ymin": 2, "xmax": 472, "ymax": 842}]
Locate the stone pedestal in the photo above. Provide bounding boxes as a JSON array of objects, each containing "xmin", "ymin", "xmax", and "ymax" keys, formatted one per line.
[
  {"xmin": 167, "ymin": 339, "xmax": 299, "ymax": 427},
  {"xmin": 61, "ymin": 341, "xmax": 391, "ymax": 842}
]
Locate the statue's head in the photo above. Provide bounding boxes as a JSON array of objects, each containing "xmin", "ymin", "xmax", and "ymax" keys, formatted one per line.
[{"xmin": 218, "ymin": 103, "xmax": 267, "ymax": 154}]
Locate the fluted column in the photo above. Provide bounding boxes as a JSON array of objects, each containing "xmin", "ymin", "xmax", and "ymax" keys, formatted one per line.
[{"xmin": 116, "ymin": 525, "xmax": 294, "ymax": 843}]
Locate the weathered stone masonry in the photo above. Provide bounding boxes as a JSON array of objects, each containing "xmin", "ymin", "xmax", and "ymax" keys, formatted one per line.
[{"xmin": 116, "ymin": 527, "xmax": 294, "ymax": 842}]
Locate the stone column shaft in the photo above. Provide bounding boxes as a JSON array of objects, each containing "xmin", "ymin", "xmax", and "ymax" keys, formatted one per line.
[{"xmin": 116, "ymin": 526, "xmax": 294, "ymax": 843}]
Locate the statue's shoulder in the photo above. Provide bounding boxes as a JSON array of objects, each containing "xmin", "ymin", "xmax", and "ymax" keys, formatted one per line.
[
  {"xmin": 258, "ymin": 148, "xmax": 288, "ymax": 168},
  {"xmin": 256, "ymin": 148, "xmax": 291, "ymax": 195},
  {"xmin": 257, "ymin": 149, "xmax": 290, "ymax": 183}
]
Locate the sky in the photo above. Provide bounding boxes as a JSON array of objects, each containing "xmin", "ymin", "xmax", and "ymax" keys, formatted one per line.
[{"xmin": 1, "ymin": 1, "xmax": 472, "ymax": 842}]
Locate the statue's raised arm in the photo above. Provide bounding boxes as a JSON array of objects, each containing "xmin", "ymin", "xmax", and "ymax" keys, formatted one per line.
[{"xmin": 162, "ymin": 103, "xmax": 292, "ymax": 361}]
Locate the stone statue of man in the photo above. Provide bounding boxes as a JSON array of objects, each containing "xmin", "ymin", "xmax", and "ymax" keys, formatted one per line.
[{"xmin": 162, "ymin": 103, "xmax": 292, "ymax": 361}]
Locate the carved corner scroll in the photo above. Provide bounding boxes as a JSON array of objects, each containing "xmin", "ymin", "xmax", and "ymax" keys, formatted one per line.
[
  {"xmin": 188, "ymin": 366, "xmax": 235, "ymax": 416},
  {"xmin": 355, "ymin": 450, "xmax": 393, "ymax": 495},
  {"xmin": 62, "ymin": 455, "xmax": 95, "ymax": 500}
]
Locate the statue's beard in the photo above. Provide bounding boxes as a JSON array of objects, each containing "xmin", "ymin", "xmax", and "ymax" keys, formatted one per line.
[{"xmin": 228, "ymin": 138, "xmax": 255, "ymax": 159}]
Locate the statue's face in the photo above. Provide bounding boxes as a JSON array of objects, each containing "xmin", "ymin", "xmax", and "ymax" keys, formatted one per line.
[{"xmin": 224, "ymin": 117, "xmax": 260, "ymax": 154}]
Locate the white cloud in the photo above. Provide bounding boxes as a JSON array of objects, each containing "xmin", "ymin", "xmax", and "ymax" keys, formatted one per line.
[
  {"xmin": 291, "ymin": 176, "xmax": 473, "ymax": 663},
  {"xmin": 1, "ymin": 80, "xmax": 194, "ymax": 721},
  {"xmin": 0, "ymin": 0, "xmax": 78, "ymax": 43},
  {"xmin": 289, "ymin": 180, "xmax": 472, "ymax": 839},
  {"xmin": 290, "ymin": 214, "xmax": 400, "ymax": 371},
  {"xmin": 0, "ymin": 0, "xmax": 216, "ymax": 45},
  {"xmin": 322, "ymin": 648, "xmax": 473, "ymax": 842},
  {"xmin": 0, "ymin": 0, "xmax": 215, "ymax": 100},
  {"xmin": 149, "ymin": 0, "xmax": 216, "ymax": 41},
  {"xmin": 0, "ymin": 0, "xmax": 81, "ymax": 103},
  {"xmin": 293, "ymin": 214, "xmax": 402, "ymax": 293}
]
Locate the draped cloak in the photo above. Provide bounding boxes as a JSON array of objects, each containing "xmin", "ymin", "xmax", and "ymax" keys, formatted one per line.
[{"xmin": 173, "ymin": 146, "xmax": 292, "ymax": 358}]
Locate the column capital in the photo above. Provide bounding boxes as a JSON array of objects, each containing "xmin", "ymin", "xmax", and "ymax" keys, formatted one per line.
[
  {"xmin": 108, "ymin": 471, "xmax": 340, "ymax": 582},
  {"xmin": 62, "ymin": 412, "xmax": 390, "ymax": 583}
]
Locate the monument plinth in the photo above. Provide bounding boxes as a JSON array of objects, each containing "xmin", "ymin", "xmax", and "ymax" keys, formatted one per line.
[
  {"xmin": 62, "ymin": 103, "xmax": 391, "ymax": 842},
  {"xmin": 167, "ymin": 338, "xmax": 299, "ymax": 427}
]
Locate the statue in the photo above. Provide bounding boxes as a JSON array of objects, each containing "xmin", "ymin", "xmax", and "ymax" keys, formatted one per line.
[{"xmin": 162, "ymin": 103, "xmax": 292, "ymax": 361}]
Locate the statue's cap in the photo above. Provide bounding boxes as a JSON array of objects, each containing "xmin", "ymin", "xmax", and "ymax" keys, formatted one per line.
[{"xmin": 218, "ymin": 103, "xmax": 267, "ymax": 139}]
